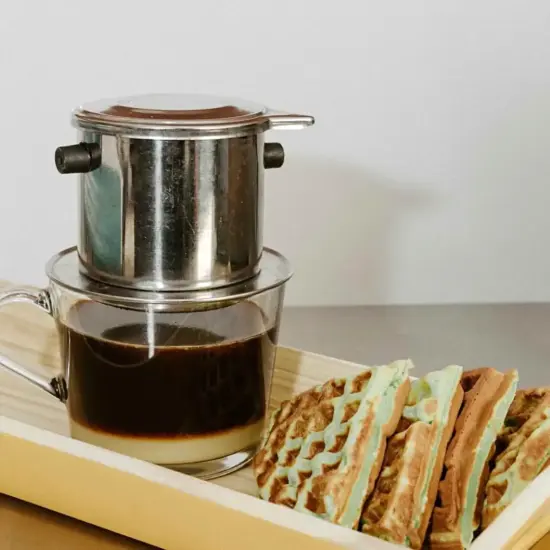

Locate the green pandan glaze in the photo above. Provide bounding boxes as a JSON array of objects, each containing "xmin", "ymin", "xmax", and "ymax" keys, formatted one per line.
[
  {"xmin": 405, "ymin": 366, "xmax": 464, "ymax": 541},
  {"xmin": 484, "ymin": 408, "xmax": 550, "ymax": 516},
  {"xmin": 459, "ymin": 372, "xmax": 518, "ymax": 549},
  {"xmin": 361, "ymin": 365, "xmax": 463, "ymax": 547},
  {"xmin": 260, "ymin": 360, "xmax": 412, "ymax": 529}
]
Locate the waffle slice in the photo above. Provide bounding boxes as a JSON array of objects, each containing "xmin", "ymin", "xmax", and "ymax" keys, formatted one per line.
[
  {"xmin": 429, "ymin": 367, "xmax": 518, "ymax": 550},
  {"xmin": 253, "ymin": 360, "xmax": 411, "ymax": 529},
  {"xmin": 361, "ymin": 365, "xmax": 464, "ymax": 549},
  {"xmin": 481, "ymin": 387, "xmax": 550, "ymax": 529}
]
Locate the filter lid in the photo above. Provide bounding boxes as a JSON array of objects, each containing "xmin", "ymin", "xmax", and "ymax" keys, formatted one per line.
[{"xmin": 73, "ymin": 93, "xmax": 314, "ymax": 138}]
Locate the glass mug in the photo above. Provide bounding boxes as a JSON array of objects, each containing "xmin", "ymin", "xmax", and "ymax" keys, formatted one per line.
[{"xmin": 0, "ymin": 262, "xmax": 286, "ymax": 479}]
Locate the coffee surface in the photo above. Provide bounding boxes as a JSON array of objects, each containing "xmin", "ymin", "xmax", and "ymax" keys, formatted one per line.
[{"xmin": 58, "ymin": 301, "xmax": 276, "ymax": 438}]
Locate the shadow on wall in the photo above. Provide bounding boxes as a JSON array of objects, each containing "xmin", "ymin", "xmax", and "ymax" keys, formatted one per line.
[{"xmin": 264, "ymin": 156, "xmax": 442, "ymax": 306}]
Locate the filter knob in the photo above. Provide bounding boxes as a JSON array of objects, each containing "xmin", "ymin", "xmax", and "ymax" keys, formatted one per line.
[
  {"xmin": 55, "ymin": 142, "xmax": 101, "ymax": 174},
  {"xmin": 264, "ymin": 142, "xmax": 285, "ymax": 169}
]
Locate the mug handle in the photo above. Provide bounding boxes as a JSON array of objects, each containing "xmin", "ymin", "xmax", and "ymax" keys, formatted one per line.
[{"xmin": 0, "ymin": 288, "xmax": 67, "ymax": 401}]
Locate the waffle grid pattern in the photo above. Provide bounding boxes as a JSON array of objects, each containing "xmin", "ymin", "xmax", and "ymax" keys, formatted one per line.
[
  {"xmin": 482, "ymin": 388, "xmax": 550, "ymax": 529},
  {"xmin": 254, "ymin": 361, "xmax": 410, "ymax": 527}
]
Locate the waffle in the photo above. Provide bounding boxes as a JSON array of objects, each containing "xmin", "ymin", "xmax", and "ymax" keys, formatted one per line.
[
  {"xmin": 253, "ymin": 360, "xmax": 411, "ymax": 529},
  {"xmin": 494, "ymin": 387, "xmax": 550, "ymax": 449},
  {"xmin": 361, "ymin": 365, "xmax": 464, "ymax": 549},
  {"xmin": 482, "ymin": 387, "xmax": 550, "ymax": 529},
  {"xmin": 429, "ymin": 367, "xmax": 518, "ymax": 550}
]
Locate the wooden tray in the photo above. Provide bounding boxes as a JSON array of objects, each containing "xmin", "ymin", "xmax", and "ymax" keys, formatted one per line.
[{"xmin": 0, "ymin": 297, "xmax": 548, "ymax": 549}]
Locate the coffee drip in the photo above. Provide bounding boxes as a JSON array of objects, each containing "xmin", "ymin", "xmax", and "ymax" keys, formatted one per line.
[{"xmin": 47, "ymin": 93, "xmax": 315, "ymax": 478}]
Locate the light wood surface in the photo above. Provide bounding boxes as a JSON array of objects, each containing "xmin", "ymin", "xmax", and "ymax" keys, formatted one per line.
[
  {"xmin": 1, "ymin": 416, "xmax": 362, "ymax": 550},
  {"xmin": 0, "ymin": 281, "xmax": 548, "ymax": 549}
]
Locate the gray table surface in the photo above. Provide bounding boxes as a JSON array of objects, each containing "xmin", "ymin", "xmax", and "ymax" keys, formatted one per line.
[
  {"xmin": 279, "ymin": 304, "xmax": 550, "ymax": 388},
  {"xmin": 2, "ymin": 303, "xmax": 549, "ymax": 549}
]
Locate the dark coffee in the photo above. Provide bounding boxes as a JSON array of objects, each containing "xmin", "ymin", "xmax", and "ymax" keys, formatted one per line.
[{"xmin": 57, "ymin": 301, "xmax": 277, "ymax": 439}]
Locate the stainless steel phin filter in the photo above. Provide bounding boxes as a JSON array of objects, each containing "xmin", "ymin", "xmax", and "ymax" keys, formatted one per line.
[
  {"xmin": 0, "ymin": 92, "xmax": 314, "ymax": 479},
  {"xmin": 54, "ymin": 94, "xmax": 314, "ymax": 292}
]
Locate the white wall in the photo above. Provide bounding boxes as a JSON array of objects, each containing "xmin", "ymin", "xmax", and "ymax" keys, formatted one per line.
[{"xmin": 1, "ymin": 1, "xmax": 550, "ymax": 306}]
